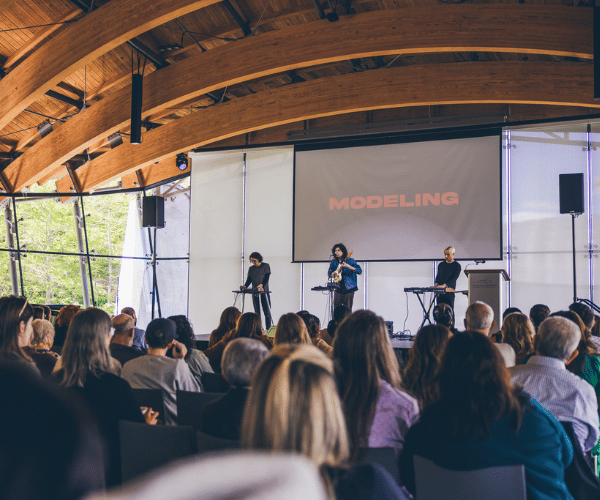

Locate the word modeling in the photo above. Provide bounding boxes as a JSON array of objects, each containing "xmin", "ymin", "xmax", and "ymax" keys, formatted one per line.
[{"xmin": 329, "ymin": 192, "xmax": 459, "ymax": 210}]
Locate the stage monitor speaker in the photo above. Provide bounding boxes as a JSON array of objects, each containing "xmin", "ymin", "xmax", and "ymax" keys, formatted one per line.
[
  {"xmin": 559, "ymin": 173, "xmax": 584, "ymax": 214},
  {"xmin": 142, "ymin": 196, "xmax": 164, "ymax": 228}
]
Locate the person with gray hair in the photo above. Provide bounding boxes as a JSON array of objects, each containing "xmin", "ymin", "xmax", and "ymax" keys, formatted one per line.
[
  {"xmin": 201, "ymin": 338, "xmax": 269, "ymax": 440},
  {"xmin": 511, "ymin": 316, "xmax": 599, "ymax": 453},
  {"xmin": 465, "ymin": 301, "xmax": 516, "ymax": 367}
]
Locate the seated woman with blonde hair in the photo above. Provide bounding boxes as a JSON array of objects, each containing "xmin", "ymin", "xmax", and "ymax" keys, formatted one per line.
[
  {"xmin": 274, "ymin": 312, "xmax": 311, "ymax": 345},
  {"xmin": 500, "ymin": 312, "xmax": 535, "ymax": 365},
  {"xmin": 242, "ymin": 343, "xmax": 409, "ymax": 499}
]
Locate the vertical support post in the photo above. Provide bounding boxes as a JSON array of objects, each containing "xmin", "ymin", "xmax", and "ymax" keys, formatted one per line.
[
  {"xmin": 79, "ymin": 196, "xmax": 95, "ymax": 306},
  {"xmin": 363, "ymin": 261, "xmax": 368, "ymax": 310},
  {"xmin": 587, "ymin": 124, "xmax": 594, "ymax": 303},
  {"xmin": 4, "ymin": 203, "xmax": 20, "ymax": 295},
  {"xmin": 241, "ymin": 153, "xmax": 247, "ymax": 284},
  {"xmin": 505, "ymin": 130, "xmax": 512, "ymax": 306},
  {"xmin": 12, "ymin": 198, "xmax": 24, "ymax": 296},
  {"xmin": 151, "ymin": 226, "xmax": 157, "ymax": 320},
  {"xmin": 595, "ymin": 0, "xmax": 600, "ymax": 100},
  {"xmin": 73, "ymin": 199, "xmax": 91, "ymax": 308},
  {"xmin": 572, "ymin": 213, "xmax": 578, "ymax": 304}
]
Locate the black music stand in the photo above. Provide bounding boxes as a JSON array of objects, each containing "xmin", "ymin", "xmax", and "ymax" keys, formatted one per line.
[{"xmin": 405, "ymin": 287, "xmax": 446, "ymax": 330}]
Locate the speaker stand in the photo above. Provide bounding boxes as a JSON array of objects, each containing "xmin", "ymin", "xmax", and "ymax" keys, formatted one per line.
[{"xmin": 571, "ymin": 213, "xmax": 578, "ymax": 304}]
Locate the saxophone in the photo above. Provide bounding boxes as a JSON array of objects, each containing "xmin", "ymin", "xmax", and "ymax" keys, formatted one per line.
[{"xmin": 331, "ymin": 250, "xmax": 353, "ymax": 283}]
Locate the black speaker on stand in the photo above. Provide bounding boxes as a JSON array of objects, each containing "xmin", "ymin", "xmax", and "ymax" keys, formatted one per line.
[
  {"xmin": 142, "ymin": 196, "xmax": 164, "ymax": 228},
  {"xmin": 559, "ymin": 173, "xmax": 584, "ymax": 304}
]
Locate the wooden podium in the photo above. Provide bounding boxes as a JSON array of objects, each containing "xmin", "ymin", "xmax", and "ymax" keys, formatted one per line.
[{"xmin": 464, "ymin": 269, "xmax": 510, "ymax": 334}]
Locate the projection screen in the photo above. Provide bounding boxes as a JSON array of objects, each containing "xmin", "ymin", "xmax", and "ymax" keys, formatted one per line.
[{"xmin": 293, "ymin": 131, "xmax": 502, "ymax": 262}]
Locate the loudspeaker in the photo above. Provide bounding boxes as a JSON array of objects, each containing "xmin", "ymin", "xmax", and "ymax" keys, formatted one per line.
[
  {"xmin": 130, "ymin": 73, "xmax": 143, "ymax": 145},
  {"xmin": 559, "ymin": 173, "xmax": 584, "ymax": 214},
  {"xmin": 142, "ymin": 196, "xmax": 164, "ymax": 228}
]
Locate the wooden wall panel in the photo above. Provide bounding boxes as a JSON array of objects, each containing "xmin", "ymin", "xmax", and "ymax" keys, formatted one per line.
[
  {"xmin": 53, "ymin": 61, "xmax": 600, "ymax": 193},
  {"xmin": 4, "ymin": 5, "xmax": 592, "ymax": 192}
]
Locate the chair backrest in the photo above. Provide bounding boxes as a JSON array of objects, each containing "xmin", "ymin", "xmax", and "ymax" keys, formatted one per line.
[
  {"xmin": 196, "ymin": 430, "xmax": 240, "ymax": 454},
  {"xmin": 176, "ymin": 390, "xmax": 225, "ymax": 427},
  {"xmin": 359, "ymin": 447, "xmax": 400, "ymax": 484},
  {"xmin": 131, "ymin": 388, "xmax": 166, "ymax": 422},
  {"xmin": 202, "ymin": 372, "xmax": 229, "ymax": 393},
  {"xmin": 119, "ymin": 420, "xmax": 196, "ymax": 483},
  {"xmin": 413, "ymin": 455, "xmax": 526, "ymax": 500},
  {"xmin": 561, "ymin": 421, "xmax": 600, "ymax": 500}
]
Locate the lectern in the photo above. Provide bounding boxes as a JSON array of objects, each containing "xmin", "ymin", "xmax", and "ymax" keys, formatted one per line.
[{"xmin": 464, "ymin": 269, "xmax": 510, "ymax": 334}]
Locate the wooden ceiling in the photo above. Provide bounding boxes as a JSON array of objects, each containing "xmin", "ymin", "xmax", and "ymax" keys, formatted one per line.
[{"xmin": 0, "ymin": 0, "xmax": 596, "ymax": 195}]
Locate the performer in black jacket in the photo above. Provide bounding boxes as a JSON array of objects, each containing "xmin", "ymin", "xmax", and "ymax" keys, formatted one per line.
[
  {"xmin": 240, "ymin": 252, "xmax": 272, "ymax": 329},
  {"xmin": 434, "ymin": 246, "xmax": 461, "ymax": 310}
]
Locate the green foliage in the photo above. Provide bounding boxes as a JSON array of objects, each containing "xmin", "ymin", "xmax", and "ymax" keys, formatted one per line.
[{"xmin": 1, "ymin": 184, "xmax": 132, "ymax": 313}]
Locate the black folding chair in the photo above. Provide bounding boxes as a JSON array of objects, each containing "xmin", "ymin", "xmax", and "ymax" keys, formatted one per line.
[
  {"xmin": 131, "ymin": 388, "xmax": 166, "ymax": 422},
  {"xmin": 196, "ymin": 430, "xmax": 240, "ymax": 454},
  {"xmin": 176, "ymin": 390, "xmax": 225, "ymax": 427},
  {"xmin": 202, "ymin": 372, "xmax": 229, "ymax": 392},
  {"xmin": 119, "ymin": 420, "xmax": 196, "ymax": 483}
]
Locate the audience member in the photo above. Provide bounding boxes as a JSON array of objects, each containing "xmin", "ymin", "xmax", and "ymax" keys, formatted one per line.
[
  {"xmin": 0, "ymin": 362, "xmax": 105, "ymax": 500},
  {"xmin": 530, "ymin": 304, "xmax": 551, "ymax": 333},
  {"xmin": 109, "ymin": 314, "xmax": 144, "ymax": 367},
  {"xmin": 333, "ymin": 310, "xmax": 419, "ymax": 458},
  {"xmin": 402, "ymin": 324, "xmax": 452, "ymax": 409},
  {"xmin": 43, "ymin": 305, "xmax": 52, "ymax": 322},
  {"xmin": 569, "ymin": 302, "xmax": 600, "ymax": 350},
  {"xmin": 0, "ymin": 295, "xmax": 39, "ymax": 375},
  {"xmin": 510, "ymin": 316, "xmax": 599, "ymax": 453},
  {"xmin": 209, "ymin": 306, "xmax": 241, "ymax": 347},
  {"xmin": 552, "ymin": 310, "xmax": 600, "ymax": 398},
  {"xmin": 122, "ymin": 318, "xmax": 200, "ymax": 425},
  {"xmin": 53, "ymin": 307, "xmax": 153, "ymax": 487},
  {"xmin": 465, "ymin": 301, "xmax": 516, "ymax": 367},
  {"xmin": 243, "ymin": 343, "xmax": 409, "ymax": 500},
  {"xmin": 432, "ymin": 303, "xmax": 459, "ymax": 334},
  {"xmin": 501, "ymin": 312, "xmax": 536, "ymax": 365},
  {"xmin": 298, "ymin": 310, "xmax": 331, "ymax": 355},
  {"xmin": 121, "ymin": 306, "xmax": 146, "ymax": 351},
  {"xmin": 592, "ymin": 315, "xmax": 600, "ymax": 342},
  {"xmin": 25, "ymin": 318, "xmax": 59, "ymax": 377},
  {"xmin": 168, "ymin": 314, "xmax": 214, "ymax": 390},
  {"xmin": 399, "ymin": 331, "xmax": 574, "ymax": 500},
  {"xmin": 326, "ymin": 305, "xmax": 351, "ymax": 339},
  {"xmin": 503, "ymin": 306, "xmax": 522, "ymax": 321},
  {"xmin": 201, "ymin": 338, "xmax": 268, "ymax": 440},
  {"xmin": 33, "ymin": 305, "xmax": 45, "ymax": 320},
  {"xmin": 53, "ymin": 305, "xmax": 80, "ymax": 347},
  {"xmin": 274, "ymin": 312, "xmax": 311, "ymax": 345}
]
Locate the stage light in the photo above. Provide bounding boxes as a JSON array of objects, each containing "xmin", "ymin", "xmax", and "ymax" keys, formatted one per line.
[
  {"xmin": 37, "ymin": 120, "xmax": 53, "ymax": 138},
  {"xmin": 176, "ymin": 153, "xmax": 189, "ymax": 171},
  {"xmin": 107, "ymin": 133, "xmax": 123, "ymax": 149}
]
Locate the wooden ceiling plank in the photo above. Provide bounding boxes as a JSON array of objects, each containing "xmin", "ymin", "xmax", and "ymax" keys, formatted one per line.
[
  {"xmin": 0, "ymin": 0, "xmax": 18, "ymax": 15},
  {"xmin": 56, "ymin": 61, "xmax": 600, "ymax": 193},
  {"xmin": 7, "ymin": 5, "xmax": 592, "ymax": 192},
  {"xmin": 1, "ymin": 7, "xmax": 82, "ymax": 71},
  {"xmin": 0, "ymin": 0, "xmax": 221, "ymax": 131},
  {"xmin": 11, "ymin": 103, "xmax": 72, "ymax": 151}
]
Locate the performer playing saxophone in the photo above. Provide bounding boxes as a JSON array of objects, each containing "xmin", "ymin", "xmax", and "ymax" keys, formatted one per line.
[{"xmin": 328, "ymin": 243, "xmax": 362, "ymax": 310}]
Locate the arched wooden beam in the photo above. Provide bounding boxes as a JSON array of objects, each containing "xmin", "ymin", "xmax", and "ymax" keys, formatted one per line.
[
  {"xmin": 5, "ymin": 5, "xmax": 592, "ymax": 193},
  {"xmin": 0, "ymin": 0, "xmax": 219, "ymax": 132},
  {"xmin": 55, "ymin": 61, "xmax": 599, "ymax": 194}
]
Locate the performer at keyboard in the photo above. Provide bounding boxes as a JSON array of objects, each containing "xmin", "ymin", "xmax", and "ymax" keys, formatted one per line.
[
  {"xmin": 434, "ymin": 245, "xmax": 461, "ymax": 310},
  {"xmin": 328, "ymin": 243, "xmax": 362, "ymax": 310},
  {"xmin": 240, "ymin": 252, "xmax": 272, "ymax": 329}
]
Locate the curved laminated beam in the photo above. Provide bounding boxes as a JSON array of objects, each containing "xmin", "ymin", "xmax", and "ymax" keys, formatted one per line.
[
  {"xmin": 55, "ymin": 61, "xmax": 599, "ymax": 193},
  {"xmin": 4, "ymin": 4, "xmax": 592, "ymax": 192},
  {"xmin": 0, "ymin": 0, "xmax": 219, "ymax": 131}
]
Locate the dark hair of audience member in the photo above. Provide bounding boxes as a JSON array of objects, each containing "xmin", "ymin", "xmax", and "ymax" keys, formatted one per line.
[
  {"xmin": 55, "ymin": 308, "xmax": 117, "ymax": 387},
  {"xmin": 275, "ymin": 312, "xmax": 311, "ymax": 345},
  {"xmin": 592, "ymin": 315, "xmax": 600, "ymax": 339},
  {"xmin": 569, "ymin": 302, "xmax": 595, "ymax": 331},
  {"xmin": 242, "ymin": 344, "xmax": 350, "ymax": 496},
  {"xmin": 439, "ymin": 331, "xmax": 526, "ymax": 440},
  {"xmin": 33, "ymin": 305, "xmax": 45, "ymax": 320},
  {"xmin": 333, "ymin": 310, "xmax": 402, "ymax": 455},
  {"xmin": 432, "ymin": 304, "xmax": 455, "ymax": 330},
  {"xmin": 402, "ymin": 324, "xmax": 451, "ymax": 409},
  {"xmin": 0, "ymin": 362, "xmax": 105, "ymax": 500},
  {"xmin": 327, "ymin": 305, "xmax": 352, "ymax": 338},
  {"xmin": 298, "ymin": 311, "xmax": 321, "ymax": 341},
  {"xmin": 529, "ymin": 304, "xmax": 550, "ymax": 332},
  {"xmin": 502, "ymin": 307, "xmax": 522, "ymax": 321},
  {"xmin": 500, "ymin": 312, "xmax": 535, "ymax": 365},
  {"xmin": 209, "ymin": 306, "xmax": 242, "ymax": 346},
  {"xmin": 230, "ymin": 312, "xmax": 263, "ymax": 340},
  {"xmin": 43, "ymin": 305, "xmax": 52, "ymax": 322},
  {"xmin": 0, "ymin": 295, "xmax": 35, "ymax": 364},
  {"xmin": 168, "ymin": 315, "xmax": 195, "ymax": 350},
  {"xmin": 550, "ymin": 310, "xmax": 597, "ymax": 375}
]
